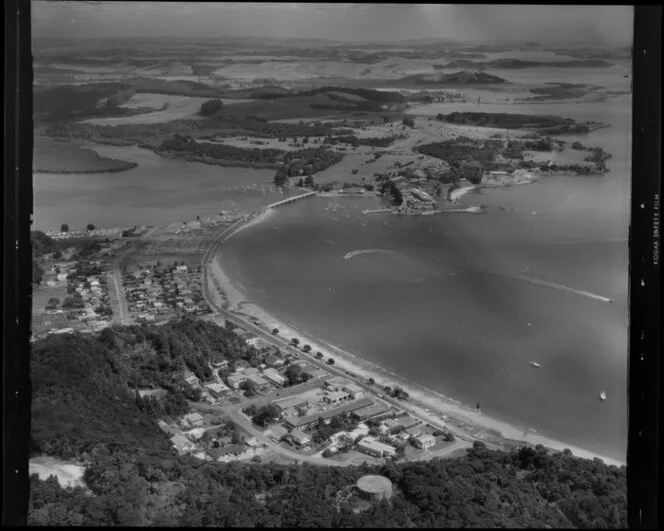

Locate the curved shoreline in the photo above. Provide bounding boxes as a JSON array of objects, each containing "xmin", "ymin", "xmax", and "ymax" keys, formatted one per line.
[{"xmin": 208, "ymin": 204, "xmax": 625, "ymax": 468}]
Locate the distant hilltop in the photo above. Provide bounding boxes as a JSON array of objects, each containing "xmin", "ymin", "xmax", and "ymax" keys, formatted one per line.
[
  {"xmin": 392, "ymin": 71, "xmax": 507, "ymax": 87},
  {"xmin": 438, "ymin": 58, "xmax": 614, "ymax": 70}
]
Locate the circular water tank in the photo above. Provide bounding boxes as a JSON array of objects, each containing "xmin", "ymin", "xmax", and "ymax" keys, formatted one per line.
[{"xmin": 356, "ymin": 474, "xmax": 393, "ymax": 501}]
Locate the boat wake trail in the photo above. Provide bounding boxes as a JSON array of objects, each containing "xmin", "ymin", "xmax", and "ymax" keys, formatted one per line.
[
  {"xmin": 492, "ymin": 271, "xmax": 614, "ymax": 303},
  {"xmin": 343, "ymin": 249, "xmax": 410, "ymax": 261}
]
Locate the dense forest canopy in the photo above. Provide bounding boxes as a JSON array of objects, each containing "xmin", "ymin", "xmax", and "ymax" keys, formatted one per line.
[{"xmin": 29, "ymin": 319, "xmax": 626, "ymax": 527}]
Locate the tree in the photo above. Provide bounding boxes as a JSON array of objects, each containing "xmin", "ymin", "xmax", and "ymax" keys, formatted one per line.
[
  {"xmin": 368, "ymin": 378, "xmax": 375, "ymax": 385},
  {"xmin": 274, "ymin": 171, "xmax": 288, "ymax": 186},
  {"xmin": 402, "ymin": 116, "xmax": 415, "ymax": 128},
  {"xmin": 199, "ymin": 99, "xmax": 223, "ymax": 116},
  {"xmin": 60, "ymin": 223, "xmax": 69, "ymax": 233},
  {"xmin": 302, "ymin": 344, "xmax": 312, "ymax": 353},
  {"xmin": 460, "ymin": 161, "xmax": 483, "ymax": 185},
  {"xmin": 304, "ymin": 175, "xmax": 315, "ymax": 188},
  {"xmin": 285, "ymin": 364, "xmax": 303, "ymax": 386},
  {"xmin": 272, "ymin": 328, "xmax": 279, "ymax": 335},
  {"xmin": 252, "ymin": 404, "xmax": 280, "ymax": 428},
  {"xmin": 241, "ymin": 379, "xmax": 257, "ymax": 397},
  {"xmin": 47, "ymin": 297, "xmax": 60, "ymax": 309},
  {"xmin": 87, "ymin": 224, "xmax": 96, "ymax": 232},
  {"xmin": 315, "ymin": 351, "xmax": 324, "ymax": 359},
  {"xmin": 327, "ymin": 358, "xmax": 335, "ymax": 365},
  {"xmin": 291, "ymin": 338, "xmax": 300, "ymax": 347}
]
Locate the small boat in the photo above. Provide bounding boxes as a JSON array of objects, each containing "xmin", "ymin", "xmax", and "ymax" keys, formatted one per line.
[
  {"xmin": 599, "ymin": 391, "xmax": 607, "ymax": 401},
  {"xmin": 529, "ymin": 361, "xmax": 541, "ymax": 368}
]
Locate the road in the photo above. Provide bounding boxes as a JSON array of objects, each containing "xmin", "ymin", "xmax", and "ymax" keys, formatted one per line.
[
  {"xmin": 191, "ymin": 398, "xmax": 347, "ymax": 467},
  {"xmin": 108, "ymin": 225, "xmax": 164, "ymax": 325}
]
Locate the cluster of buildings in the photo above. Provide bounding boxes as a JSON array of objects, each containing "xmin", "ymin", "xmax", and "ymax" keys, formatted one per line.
[
  {"xmin": 35, "ymin": 260, "xmax": 114, "ymax": 335},
  {"xmin": 123, "ymin": 263, "xmax": 208, "ymax": 322},
  {"xmin": 44, "ymin": 226, "xmax": 150, "ymax": 241},
  {"xmin": 68, "ymin": 274, "xmax": 113, "ymax": 332},
  {"xmin": 257, "ymin": 375, "xmax": 440, "ymax": 459},
  {"xmin": 164, "ymin": 413, "xmax": 266, "ymax": 462},
  {"xmin": 394, "ymin": 187, "xmax": 439, "ymax": 215}
]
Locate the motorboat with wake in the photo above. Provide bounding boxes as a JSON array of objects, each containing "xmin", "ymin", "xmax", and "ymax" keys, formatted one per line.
[{"xmin": 529, "ymin": 361, "xmax": 541, "ymax": 368}]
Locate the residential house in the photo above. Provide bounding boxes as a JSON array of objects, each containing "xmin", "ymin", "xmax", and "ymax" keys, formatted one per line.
[
  {"xmin": 245, "ymin": 437, "xmax": 261, "ymax": 448},
  {"xmin": 171, "ymin": 434, "xmax": 195, "ymax": 453},
  {"xmin": 324, "ymin": 390, "xmax": 350, "ymax": 405},
  {"xmin": 246, "ymin": 374, "xmax": 269, "ymax": 389},
  {"xmin": 342, "ymin": 384, "xmax": 364, "ymax": 400},
  {"xmin": 184, "ymin": 412, "xmax": 204, "ymax": 428},
  {"xmin": 264, "ymin": 424, "xmax": 289, "ymax": 442},
  {"xmin": 205, "ymin": 382, "xmax": 230, "ymax": 398},
  {"xmin": 262, "ymin": 368, "xmax": 286, "ymax": 387},
  {"xmin": 184, "ymin": 373, "xmax": 200, "ymax": 387},
  {"xmin": 227, "ymin": 374, "xmax": 246, "ymax": 390},
  {"xmin": 357, "ymin": 436, "xmax": 396, "ymax": 458},
  {"xmin": 289, "ymin": 431, "xmax": 312, "ymax": 447},
  {"xmin": 211, "ymin": 359, "xmax": 229, "ymax": 370},
  {"xmin": 414, "ymin": 434, "xmax": 436, "ymax": 449}
]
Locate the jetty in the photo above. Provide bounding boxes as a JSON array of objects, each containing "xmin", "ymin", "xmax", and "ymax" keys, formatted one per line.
[
  {"xmin": 267, "ymin": 190, "xmax": 317, "ymax": 209},
  {"xmin": 362, "ymin": 208, "xmax": 392, "ymax": 215}
]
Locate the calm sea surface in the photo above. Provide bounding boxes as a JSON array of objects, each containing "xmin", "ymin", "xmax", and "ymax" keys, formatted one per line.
[
  {"xmin": 220, "ymin": 96, "xmax": 631, "ymax": 461},
  {"xmin": 33, "ymin": 143, "xmax": 294, "ymax": 231}
]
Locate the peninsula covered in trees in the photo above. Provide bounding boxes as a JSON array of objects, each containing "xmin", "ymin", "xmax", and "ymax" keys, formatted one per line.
[{"xmin": 438, "ymin": 111, "xmax": 602, "ymax": 134}]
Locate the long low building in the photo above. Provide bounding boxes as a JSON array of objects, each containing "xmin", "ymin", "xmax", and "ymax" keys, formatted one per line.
[
  {"xmin": 285, "ymin": 397, "xmax": 374, "ymax": 431},
  {"xmin": 357, "ymin": 436, "xmax": 396, "ymax": 458},
  {"xmin": 352, "ymin": 403, "xmax": 392, "ymax": 421},
  {"xmin": 384, "ymin": 416, "xmax": 421, "ymax": 431},
  {"xmin": 273, "ymin": 393, "xmax": 314, "ymax": 413}
]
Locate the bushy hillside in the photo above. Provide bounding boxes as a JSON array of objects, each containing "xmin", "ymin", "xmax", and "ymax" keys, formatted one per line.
[{"xmin": 29, "ymin": 319, "xmax": 627, "ymax": 527}]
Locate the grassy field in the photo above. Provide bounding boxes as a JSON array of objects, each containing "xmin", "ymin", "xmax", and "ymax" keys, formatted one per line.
[{"xmin": 33, "ymin": 137, "xmax": 137, "ymax": 173}]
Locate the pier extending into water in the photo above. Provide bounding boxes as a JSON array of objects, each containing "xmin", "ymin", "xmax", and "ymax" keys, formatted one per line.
[{"xmin": 267, "ymin": 191, "xmax": 317, "ymax": 209}]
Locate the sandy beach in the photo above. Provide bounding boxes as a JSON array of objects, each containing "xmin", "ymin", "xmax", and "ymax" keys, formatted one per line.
[
  {"xmin": 210, "ymin": 214, "xmax": 625, "ymax": 468},
  {"xmin": 449, "ymin": 185, "xmax": 478, "ymax": 203}
]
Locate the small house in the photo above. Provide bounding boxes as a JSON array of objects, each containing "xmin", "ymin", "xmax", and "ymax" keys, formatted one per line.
[
  {"xmin": 343, "ymin": 384, "xmax": 364, "ymax": 400},
  {"xmin": 262, "ymin": 368, "xmax": 286, "ymax": 387},
  {"xmin": 414, "ymin": 434, "xmax": 435, "ymax": 449},
  {"xmin": 184, "ymin": 412, "xmax": 204, "ymax": 428},
  {"xmin": 289, "ymin": 430, "xmax": 312, "ymax": 446},
  {"xmin": 205, "ymin": 382, "xmax": 230, "ymax": 398}
]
